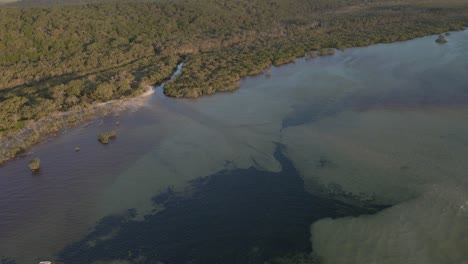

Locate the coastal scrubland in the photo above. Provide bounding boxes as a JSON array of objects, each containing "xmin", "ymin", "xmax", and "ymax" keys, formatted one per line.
[{"xmin": 1, "ymin": 0, "xmax": 468, "ymax": 163}]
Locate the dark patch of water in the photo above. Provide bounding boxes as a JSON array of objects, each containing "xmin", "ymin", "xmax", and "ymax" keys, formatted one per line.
[
  {"xmin": 281, "ymin": 104, "xmax": 323, "ymax": 129},
  {"xmin": 58, "ymin": 144, "xmax": 389, "ymax": 264}
]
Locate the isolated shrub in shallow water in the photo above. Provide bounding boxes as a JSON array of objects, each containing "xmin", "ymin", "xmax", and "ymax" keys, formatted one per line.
[
  {"xmin": 98, "ymin": 130, "xmax": 117, "ymax": 144},
  {"xmin": 28, "ymin": 158, "xmax": 40, "ymax": 171},
  {"xmin": 436, "ymin": 35, "xmax": 448, "ymax": 44}
]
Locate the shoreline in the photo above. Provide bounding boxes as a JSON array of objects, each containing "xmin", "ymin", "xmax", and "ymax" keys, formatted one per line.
[
  {"xmin": 0, "ymin": 86, "xmax": 155, "ymax": 165},
  {"xmin": 0, "ymin": 29, "xmax": 465, "ymax": 166}
]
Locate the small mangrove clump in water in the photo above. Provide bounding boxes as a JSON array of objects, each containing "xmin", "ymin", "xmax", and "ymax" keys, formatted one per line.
[
  {"xmin": 436, "ymin": 34, "xmax": 448, "ymax": 44},
  {"xmin": 28, "ymin": 158, "xmax": 40, "ymax": 172},
  {"xmin": 98, "ymin": 131, "xmax": 117, "ymax": 144}
]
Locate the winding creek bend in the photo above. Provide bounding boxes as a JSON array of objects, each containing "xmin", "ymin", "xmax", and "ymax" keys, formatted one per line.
[{"xmin": 1, "ymin": 31, "xmax": 468, "ymax": 263}]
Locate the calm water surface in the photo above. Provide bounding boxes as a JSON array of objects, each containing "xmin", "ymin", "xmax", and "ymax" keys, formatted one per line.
[{"xmin": 1, "ymin": 31, "xmax": 468, "ymax": 263}]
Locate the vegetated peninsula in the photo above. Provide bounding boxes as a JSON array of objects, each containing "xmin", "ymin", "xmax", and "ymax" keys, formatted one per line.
[{"xmin": 0, "ymin": 0, "xmax": 468, "ymax": 163}]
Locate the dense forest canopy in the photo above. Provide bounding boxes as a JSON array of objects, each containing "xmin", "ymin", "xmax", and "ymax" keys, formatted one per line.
[
  {"xmin": 0, "ymin": 0, "xmax": 468, "ymax": 162},
  {"xmin": 1, "ymin": 0, "xmax": 171, "ymax": 6}
]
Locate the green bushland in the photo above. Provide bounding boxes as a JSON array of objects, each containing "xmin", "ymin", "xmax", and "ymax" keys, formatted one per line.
[
  {"xmin": 1, "ymin": 0, "xmax": 468, "ymax": 162},
  {"xmin": 28, "ymin": 157, "xmax": 40, "ymax": 171},
  {"xmin": 163, "ymin": 3, "xmax": 468, "ymax": 97},
  {"xmin": 98, "ymin": 130, "xmax": 117, "ymax": 144}
]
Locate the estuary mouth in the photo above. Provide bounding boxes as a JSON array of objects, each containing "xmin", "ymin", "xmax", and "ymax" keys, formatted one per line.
[
  {"xmin": 58, "ymin": 144, "xmax": 389, "ymax": 264},
  {"xmin": 1, "ymin": 25, "xmax": 468, "ymax": 264}
]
